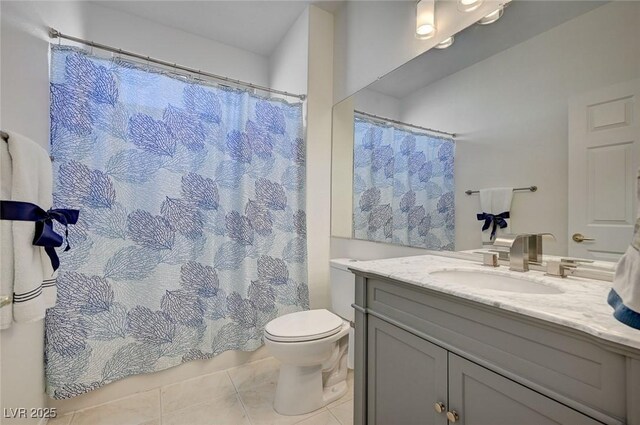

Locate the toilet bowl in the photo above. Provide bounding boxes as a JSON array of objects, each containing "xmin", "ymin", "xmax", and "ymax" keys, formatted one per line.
[
  {"xmin": 264, "ymin": 309, "xmax": 350, "ymax": 415},
  {"xmin": 264, "ymin": 259, "xmax": 357, "ymax": 416}
]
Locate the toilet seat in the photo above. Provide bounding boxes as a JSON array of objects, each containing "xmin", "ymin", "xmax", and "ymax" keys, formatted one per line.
[{"xmin": 264, "ymin": 309, "xmax": 344, "ymax": 342}]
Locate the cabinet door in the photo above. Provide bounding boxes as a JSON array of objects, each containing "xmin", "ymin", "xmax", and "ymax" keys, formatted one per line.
[
  {"xmin": 368, "ymin": 316, "xmax": 448, "ymax": 425},
  {"xmin": 448, "ymin": 354, "xmax": 603, "ymax": 425}
]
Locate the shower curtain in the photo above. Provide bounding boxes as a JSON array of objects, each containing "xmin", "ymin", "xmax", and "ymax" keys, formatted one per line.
[
  {"xmin": 45, "ymin": 45, "xmax": 308, "ymax": 398},
  {"xmin": 353, "ymin": 116, "xmax": 455, "ymax": 250}
]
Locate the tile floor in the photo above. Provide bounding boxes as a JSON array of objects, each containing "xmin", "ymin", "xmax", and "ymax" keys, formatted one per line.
[{"xmin": 48, "ymin": 357, "xmax": 354, "ymax": 425}]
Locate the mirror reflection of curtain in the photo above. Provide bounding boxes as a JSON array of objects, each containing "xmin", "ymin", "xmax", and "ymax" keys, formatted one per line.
[{"xmin": 353, "ymin": 117, "xmax": 455, "ymax": 249}]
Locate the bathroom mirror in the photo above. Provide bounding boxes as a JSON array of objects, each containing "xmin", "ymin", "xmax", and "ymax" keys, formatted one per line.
[{"xmin": 331, "ymin": 1, "xmax": 640, "ymax": 259}]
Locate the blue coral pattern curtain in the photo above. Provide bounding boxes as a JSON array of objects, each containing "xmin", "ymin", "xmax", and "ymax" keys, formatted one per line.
[
  {"xmin": 353, "ymin": 116, "xmax": 455, "ymax": 249},
  {"xmin": 45, "ymin": 45, "xmax": 308, "ymax": 398}
]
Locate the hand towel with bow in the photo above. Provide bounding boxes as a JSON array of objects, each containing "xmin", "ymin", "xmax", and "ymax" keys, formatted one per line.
[
  {"xmin": 0, "ymin": 132, "xmax": 78, "ymax": 329},
  {"xmin": 608, "ymin": 169, "xmax": 640, "ymax": 330},
  {"xmin": 477, "ymin": 187, "xmax": 513, "ymax": 246}
]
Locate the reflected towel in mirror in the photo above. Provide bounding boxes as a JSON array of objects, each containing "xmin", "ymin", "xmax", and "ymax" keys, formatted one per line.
[
  {"xmin": 608, "ymin": 169, "xmax": 640, "ymax": 329},
  {"xmin": 478, "ymin": 187, "xmax": 513, "ymax": 246}
]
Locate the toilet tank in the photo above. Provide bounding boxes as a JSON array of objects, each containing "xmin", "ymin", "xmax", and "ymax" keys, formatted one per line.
[{"xmin": 330, "ymin": 258, "xmax": 357, "ymax": 322}]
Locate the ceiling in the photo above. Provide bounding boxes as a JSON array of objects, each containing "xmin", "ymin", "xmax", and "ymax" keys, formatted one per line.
[
  {"xmin": 94, "ymin": 1, "xmax": 343, "ymax": 56},
  {"xmin": 368, "ymin": 1, "xmax": 606, "ymax": 99}
]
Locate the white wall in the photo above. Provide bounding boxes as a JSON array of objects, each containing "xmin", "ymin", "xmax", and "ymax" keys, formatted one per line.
[
  {"xmin": 400, "ymin": 1, "xmax": 640, "ymax": 255},
  {"xmin": 306, "ymin": 6, "xmax": 335, "ymax": 309},
  {"xmin": 331, "ymin": 97, "xmax": 355, "ymax": 238},
  {"xmin": 354, "ymin": 89, "xmax": 401, "ymax": 120},
  {"xmin": 331, "ymin": 236, "xmax": 431, "ymax": 261},
  {"xmin": 269, "ymin": 9, "xmax": 309, "ymax": 100},
  {"xmin": 0, "ymin": 0, "xmax": 272, "ymax": 418},
  {"xmin": 269, "ymin": 5, "xmax": 336, "ymax": 312},
  {"xmin": 332, "ymin": 0, "xmax": 505, "ymax": 102}
]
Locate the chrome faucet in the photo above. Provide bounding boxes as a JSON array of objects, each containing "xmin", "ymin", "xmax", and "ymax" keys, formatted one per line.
[{"xmin": 492, "ymin": 233, "xmax": 531, "ymax": 272}]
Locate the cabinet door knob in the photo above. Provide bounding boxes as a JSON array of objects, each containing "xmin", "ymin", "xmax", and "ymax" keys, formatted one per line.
[
  {"xmin": 434, "ymin": 402, "xmax": 446, "ymax": 413},
  {"xmin": 446, "ymin": 410, "xmax": 459, "ymax": 423}
]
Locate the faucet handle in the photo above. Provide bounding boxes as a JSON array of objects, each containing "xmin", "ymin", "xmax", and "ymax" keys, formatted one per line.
[
  {"xmin": 546, "ymin": 258, "xmax": 594, "ymax": 277},
  {"xmin": 474, "ymin": 251, "xmax": 499, "ymax": 267},
  {"xmin": 546, "ymin": 260, "xmax": 572, "ymax": 277},
  {"xmin": 558, "ymin": 257, "xmax": 594, "ymax": 265},
  {"xmin": 487, "ymin": 248, "xmax": 509, "ymax": 261}
]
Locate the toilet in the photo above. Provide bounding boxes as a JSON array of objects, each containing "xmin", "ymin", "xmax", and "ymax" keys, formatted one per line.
[{"xmin": 264, "ymin": 258, "xmax": 356, "ymax": 416}]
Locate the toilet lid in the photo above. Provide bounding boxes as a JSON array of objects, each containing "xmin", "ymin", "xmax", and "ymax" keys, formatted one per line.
[{"xmin": 265, "ymin": 309, "xmax": 344, "ymax": 342}]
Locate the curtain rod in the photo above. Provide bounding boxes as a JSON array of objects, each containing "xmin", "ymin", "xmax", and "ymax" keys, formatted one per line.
[
  {"xmin": 48, "ymin": 28, "xmax": 307, "ymax": 101},
  {"xmin": 354, "ymin": 110, "xmax": 456, "ymax": 138}
]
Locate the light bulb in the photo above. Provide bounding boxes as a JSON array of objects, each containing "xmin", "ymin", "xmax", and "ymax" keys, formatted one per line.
[
  {"xmin": 477, "ymin": 5, "xmax": 504, "ymax": 25},
  {"xmin": 457, "ymin": 0, "xmax": 483, "ymax": 13},
  {"xmin": 435, "ymin": 36, "xmax": 454, "ymax": 49},
  {"xmin": 416, "ymin": 0, "xmax": 437, "ymax": 39},
  {"xmin": 417, "ymin": 24, "xmax": 436, "ymax": 38}
]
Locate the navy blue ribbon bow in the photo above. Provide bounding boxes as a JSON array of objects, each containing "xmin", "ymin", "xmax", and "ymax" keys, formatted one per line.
[
  {"xmin": 0, "ymin": 200, "xmax": 79, "ymax": 271},
  {"xmin": 477, "ymin": 211, "xmax": 510, "ymax": 240}
]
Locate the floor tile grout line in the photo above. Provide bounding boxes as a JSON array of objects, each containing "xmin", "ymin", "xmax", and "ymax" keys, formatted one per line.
[
  {"xmin": 161, "ymin": 391, "xmax": 241, "ymax": 420},
  {"xmin": 292, "ymin": 408, "xmax": 331, "ymax": 425},
  {"xmin": 226, "ymin": 370, "xmax": 240, "ymax": 394},
  {"xmin": 65, "ymin": 412, "xmax": 76, "ymax": 425},
  {"xmin": 234, "ymin": 389, "xmax": 254, "ymax": 425},
  {"xmin": 160, "ymin": 372, "xmax": 239, "ymax": 417},
  {"xmin": 326, "ymin": 408, "xmax": 342, "ymax": 425},
  {"xmin": 66, "ymin": 387, "xmax": 162, "ymax": 415},
  {"xmin": 225, "ymin": 370, "xmax": 257, "ymax": 425},
  {"xmin": 157, "ymin": 388, "xmax": 163, "ymax": 425},
  {"xmin": 235, "ymin": 385, "xmax": 265, "ymax": 425},
  {"xmin": 62, "ymin": 358, "xmax": 271, "ymax": 419},
  {"xmin": 332, "ymin": 397, "xmax": 352, "ymax": 409},
  {"xmin": 60, "ymin": 357, "xmax": 352, "ymax": 425}
]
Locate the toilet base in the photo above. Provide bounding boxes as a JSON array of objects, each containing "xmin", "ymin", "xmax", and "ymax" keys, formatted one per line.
[
  {"xmin": 265, "ymin": 318, "xmax": 351, "ymax": 416},
  {"xmin": 274, "ymin": 364, "xmax": 348, "ymax": 416}
]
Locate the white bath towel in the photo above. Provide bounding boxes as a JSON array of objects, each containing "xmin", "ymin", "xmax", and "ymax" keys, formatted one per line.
[
  {"xmin": 608, "ymin": 169, "xmax": 640, "ymax": 329},
  {"xmin": 0, "ymin": 141, "xmax": 14, "ymax": 327},
  {"xmin": 478, "ymin": 187, "xmax": 513, "ymax": 246},
  {"xmin": 0, "ymin": 131, "xmax": 56, "ymax": 329}
]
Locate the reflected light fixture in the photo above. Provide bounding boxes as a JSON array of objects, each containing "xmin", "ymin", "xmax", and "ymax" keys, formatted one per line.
[
  {"xmin": 477, "ymin": 5, "xmax": 504, "ymax": 25},
  {"xmin": 416, "ymin": 0, "xmax": 437, "ymax": 39},
  {"xmin": 457, "ymin": 0, "xmax": 483, "ymax": 13},
  {"xmin": 435, "ymin": 36, "xmax": 454, "ymax": 49}
]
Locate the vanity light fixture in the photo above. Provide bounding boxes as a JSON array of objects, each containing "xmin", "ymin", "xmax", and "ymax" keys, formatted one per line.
[
  {"xmin": 457, "ymin": 0, "xmax": 483, "ymax": 13},
  {"xmin": 435, "ymin": 36, "xmax": 454, "ymax": 49},
  {"xmin": 416, "ymin": 0, "xmax": 437, "ymax": 39},
  {"xmin": 477, "ymin": 4, "xmax": 504, "ymax": 25}
]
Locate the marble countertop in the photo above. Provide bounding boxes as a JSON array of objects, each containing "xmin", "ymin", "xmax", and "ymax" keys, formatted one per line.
[{"xmin": 348, "ymin": 254, "xmax": 640, "ymax": 352}]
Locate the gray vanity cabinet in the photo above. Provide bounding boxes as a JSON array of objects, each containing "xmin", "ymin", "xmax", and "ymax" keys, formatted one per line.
[
  {"xmin": 367, "ymin": 315, "xmax": 601, "ymax": 425},
  {"xmin": 448, "ymin": 354, "xmax": 602, "ymax": 425},
  {"xmin": 352, "ymin": 272, "xmax": 640, "ymax": 425},
  {"xmin": 367, "ymin": 316, "xmax": 448, "ymax": 425}
]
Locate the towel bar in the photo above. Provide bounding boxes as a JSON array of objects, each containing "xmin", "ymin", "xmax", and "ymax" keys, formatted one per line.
[{"xmin": 465, "ymin": 186, "xmax": 537, "ymax": 196}]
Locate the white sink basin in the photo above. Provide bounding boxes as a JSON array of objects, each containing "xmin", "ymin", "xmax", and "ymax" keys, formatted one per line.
[{"xmin": 429, "ymin": 270, "xmax": 563, "ymax": 294}]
